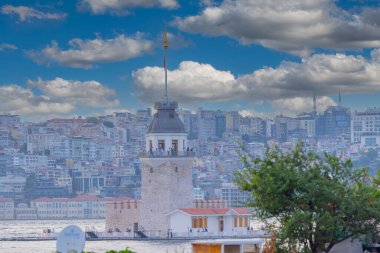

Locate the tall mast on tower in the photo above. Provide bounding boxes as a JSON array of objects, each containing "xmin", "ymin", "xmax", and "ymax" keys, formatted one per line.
[{"xmin": 163, "ymin": 30, "xmax": 168, "ymax": 103}]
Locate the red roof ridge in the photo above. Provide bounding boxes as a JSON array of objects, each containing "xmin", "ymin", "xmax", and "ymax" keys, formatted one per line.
[{"xmin": 178, "ymin": 208, "xmax": 251, "ymax": 215}]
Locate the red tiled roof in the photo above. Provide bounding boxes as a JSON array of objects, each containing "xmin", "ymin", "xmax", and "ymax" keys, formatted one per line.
[
  {"xmin": 71, "ymin": 195, "xmax": 103, "ymax": 202},
  {"xmin": 0, "ymin": 197, "xmax": 13, "ymax": 203},
  {"xmin": 179, "ymin": 208, "xmax": 250, "ymax": 215},
  {"xmin": 32, "ymin": 197, "xmax": 68, "ymax": 202},
  {"xmin": 107, "ymin": 196, "xmax": 135, "ymax": 201},
  {"xmin": 31, "ymin": 195, "xmax": 134, "ymax": 203}
]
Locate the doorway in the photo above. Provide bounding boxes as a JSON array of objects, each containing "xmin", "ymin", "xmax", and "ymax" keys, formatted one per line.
[
  {"xmin": 218, "ymin": 218, "xmax": 224, "ymax": 232},
  {"xmin": 172, "ymin": 140, "xmax": 178, "ymax": 156}
]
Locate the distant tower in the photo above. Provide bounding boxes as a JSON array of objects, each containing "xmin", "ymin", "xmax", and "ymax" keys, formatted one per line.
[
  {"xmin": 139, "ymin": 31, "xmax": 193, "ymax": 232},
  {"xmin": 338, "ymin": 91, "xmax": 342, "ymax": 107},
  {"xmin": 313, "ymin": 91, "xmax": 317, "ymax": 115},
  {"xmin": 163, "ymin": 29, "xmax": 169, "ymax": 103}
]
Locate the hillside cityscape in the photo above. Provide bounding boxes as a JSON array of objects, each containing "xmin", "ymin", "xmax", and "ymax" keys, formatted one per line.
[{"xmin": 0, "ymin": 99, "xmax": 378, "ymax": 220}]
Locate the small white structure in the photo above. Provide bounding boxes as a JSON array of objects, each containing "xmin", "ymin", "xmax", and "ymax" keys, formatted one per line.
[{"xmin": 168, "ymin": 208, "xmax": 251, "ymax": 237}]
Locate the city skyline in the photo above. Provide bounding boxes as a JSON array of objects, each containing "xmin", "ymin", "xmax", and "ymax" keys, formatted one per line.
[{"xmin": 1, "ymin": 0, "xmax": 380, "ymax": 121}]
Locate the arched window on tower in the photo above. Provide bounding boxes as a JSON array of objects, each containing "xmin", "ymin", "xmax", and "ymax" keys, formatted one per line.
[
  {"xmin": 175, "ymin": 167, "xmax": 178, "ymax": 173},
  {"xmin": 150, "ymin": 167, "xmax": 153, "ymax": 173}
]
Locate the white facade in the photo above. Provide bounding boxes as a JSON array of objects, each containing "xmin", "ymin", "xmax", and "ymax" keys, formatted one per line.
[
  {"xmin": 193, "ymin": 187, "xmax": 205, "ymax": 200},
  {"xmin": 0, "ymin": 197, "xmax": 14, "ymax": 219},
  {"xmin": 168, "ymin": 208, "xmax": 251, "ymax": 237},
  {"xmin": 298, "ymin": 119, "xmax": 315, "ymax": 137},
  {"xmin": 351, "ymin": 108, "xmax": 380, "ymax": 144},
  {"xmin": 15, "ymin": 203, "xmax": 37, "ymax": 219},
  {"xmin": 31, "ymin": 195, "xmax": 121, "ymax": 219},
  {"xmin": 360, "ymin": 134, "xmax": 380, "ymax": 147},
  {"xmin": 145, "ymin": 133, "xmax": 188, "ymax": 154}
]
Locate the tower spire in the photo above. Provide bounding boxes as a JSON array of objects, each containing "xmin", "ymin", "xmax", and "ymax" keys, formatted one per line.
[
  {"xmin": 313, "ymin": 90, "xmax": 317, "ymax": 115},
  {"xmin": 163, "ymin": 30, "xmax": 168, "ymax": 103},
  {"xmin": 338, "ymin": 91, "xmax": 342, "ymax": 107}
]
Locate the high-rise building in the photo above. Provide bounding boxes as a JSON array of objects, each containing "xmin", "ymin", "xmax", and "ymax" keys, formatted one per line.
[
  {"xmin": 351, "ymin": 107, "xmax": 380, "ymax": 145},
  {"xmin": 197, "ymin": 109, "xmax": 216, "ymax": 140},
  {"xmin": 215, "ymin": 110, "xmax": 226, "ymax": 138},
  {"xmin": 316, "ymin": 106, "xmax": 351, "ymax": 139},
  {"xmin": 220, "ymin": 183, "xmax": 249, "ymax": 208}
]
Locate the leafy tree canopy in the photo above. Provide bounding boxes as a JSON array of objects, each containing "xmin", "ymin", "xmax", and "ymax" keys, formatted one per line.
[
  {"xmin": 103, "ymin": 121, "xmax": 114, "ymax": 128},
  {"xmin": 235, "ymin": 143, "xmax": 380, "ymax": 253},
  {"xmin": 86, "ymin": 117, "xmax": 99, "ymax": 124}
]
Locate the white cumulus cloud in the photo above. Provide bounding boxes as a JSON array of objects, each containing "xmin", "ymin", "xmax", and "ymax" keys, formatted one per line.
[
  {"xmin": 27, "ymin": 34, "xmax": 154, "ymax": 68},
  {"xmin": 1, "ymin": 5, "xmax": 67, "ymax": 22},
  {"xmin": 0, "ymin": 85, "xmax": 74, "ymax": 115},
  {"xmin": 133, "ymin": 61, "xmax": 241, "ymax": 103},
  {"xmin": 272, "ymin": 96, "xmax": 336, "ymax": 116},
  {"xmin": 28, "ymin": 78, "xmax": 120, "ymax": 108},
  {"xmin": 78, "ymin": 0, "xmax": 179, "ymax": 15},
  {"xmin": 0, "ymin": 78, "xmax": 119, "ymax": 117},
  {"xmin": 174, "ymin": 0, "xmax": 380, "ymax": 56},
  {"xmin": 0, "ymin": 43, "xmax": 17, "ymax": 51},
  {"xmin": 133, "ymin": 49, "xmax": 380, "ymax": 114}
]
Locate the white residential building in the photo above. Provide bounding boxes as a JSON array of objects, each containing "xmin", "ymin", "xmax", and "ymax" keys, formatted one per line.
[
  {"xmin": 31, "ymin": 195, "xmax": 126, "ymax": 219},
  {"xmin": 0, "ymin": 197, "xmax": 14, "ymax": 219},
  {"xmin": 168, "ymin": 208, "xmax": 251, "ymax": 236},
  {"xmin": 351, "ymin": 108, "xmax": 380, "ymax": 146},
  {"xmin": 220, "ymin": 183, "xmax": 249, "ymax": 208},
  {"xmin": 193, "ymin": 187, "xmax": 206, "ymax": 200}
]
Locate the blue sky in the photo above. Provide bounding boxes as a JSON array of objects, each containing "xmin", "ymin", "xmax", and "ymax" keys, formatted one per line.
[{"xmin": 1, "ymin": 0, "xmax": 380, "ymax": 120}]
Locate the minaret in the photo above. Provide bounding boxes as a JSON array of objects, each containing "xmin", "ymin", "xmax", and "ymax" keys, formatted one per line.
[
  {"xmin": 338, "ymin": 91, "xmax": 342, "ymax": 107},
  {"xmin": 313, "ymin": 91, "xmax": 317, "ymax": 116},
  {"xmin": 163, "ymin": 30, "xmax": 169, "ymax": 104},
  {"xmin": 139, "ymin": 31, "xmax": 194, "ymax": 234}
]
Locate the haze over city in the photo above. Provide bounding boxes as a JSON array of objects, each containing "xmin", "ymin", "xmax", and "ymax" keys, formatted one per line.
[
  {"xmin": 1, "ymin": 1, "xmax": 380, "ymax": 253},
  {"xmin": 1, "ymin": 0, "xmax": 380, "ymax": 121}
]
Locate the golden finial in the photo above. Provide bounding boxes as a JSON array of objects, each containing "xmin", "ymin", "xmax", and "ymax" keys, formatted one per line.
[{"xmin": 163, "ymin": 30, "xmax": 168, "ymax": 49}]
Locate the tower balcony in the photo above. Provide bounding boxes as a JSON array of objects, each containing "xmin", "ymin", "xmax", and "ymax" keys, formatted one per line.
[{"xmin": 140, "ymin": 149, "xmax": 195, "ymax": 158}]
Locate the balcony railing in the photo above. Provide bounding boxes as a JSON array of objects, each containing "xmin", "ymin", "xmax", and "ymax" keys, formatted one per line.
[{"xmin": 140, "ymin": 150, "xmax": 196, "ymax": 158}]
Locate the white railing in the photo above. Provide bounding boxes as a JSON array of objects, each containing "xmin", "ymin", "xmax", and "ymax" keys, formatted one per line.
[
  {"xmin": 140, "ymin": 150, "xmax": 196, "ymax": 158},
  {"xmin": 96, "ymin": 229, "xmax": 267, "ymax": 239}
]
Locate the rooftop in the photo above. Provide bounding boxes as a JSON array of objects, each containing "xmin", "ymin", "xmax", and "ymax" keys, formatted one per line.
[
  {"xmin": 147, "ymin": 100, "xmax": 186, "ymax": 134},
  {"xmin": 178, "ymin": 208, "xmax": 250, "ymax": 216}
]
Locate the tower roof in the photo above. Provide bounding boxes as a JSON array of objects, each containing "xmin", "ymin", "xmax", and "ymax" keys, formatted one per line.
[{"xmin": 147, "ymin": 101, "xmax": 186, "ymax": 134}]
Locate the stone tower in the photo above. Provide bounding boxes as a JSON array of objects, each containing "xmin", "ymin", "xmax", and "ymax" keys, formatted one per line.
[
  {"xmin": 138, "ymin": 31, "xmax": 194, "ymax": 233},
  {"xmin": 105, "ymin": 30, "xmax": 194, "ymax": 235},
  {"xmin": 139, "ymin": 101, "xmax": 193, "ymax": 232}
]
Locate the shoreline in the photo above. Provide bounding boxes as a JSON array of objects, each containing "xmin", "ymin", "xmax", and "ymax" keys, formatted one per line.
[{"xmin": 0, "ymin": 235, "xmax": 268, "ymax": 242}]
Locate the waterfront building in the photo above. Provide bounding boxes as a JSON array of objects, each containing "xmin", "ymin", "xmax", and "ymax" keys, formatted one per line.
[
  {"xmin": 15, "ymin": 203, "xmax": 37, "ymax": 219},
  {"xmin": 0, "ymin": 197, "xmax": 14, "ymax": 219},
  {"xmin": 167, "ymin": 208, "xmax": 251, "ymax": 235},
  {"xmin": 105, "ymin": 33, "xmax": 250, "ymax": 237},
  {"xmin": 31, "ymin": 195, "xmax": 125, "ymax": 219}
]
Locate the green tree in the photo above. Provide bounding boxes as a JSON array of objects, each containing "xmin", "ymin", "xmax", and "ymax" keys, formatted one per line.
[
  {"xmin": 86, "ymin": 117, "xmax": 99, "ymax": 124},
  {"xmin": 24, "ymin": 173, "xmax": 36, "ymax": 193},
  {"xmin": 19, "ymin": 143, "xmax": 27, "ymax": 154},
  {"xmin": 103, "ymin": 121, "xmax": 114, "ymax": 128},
  {"xmin": 235, "ymin": 143, "xmax": 380, "ymax": 253}
]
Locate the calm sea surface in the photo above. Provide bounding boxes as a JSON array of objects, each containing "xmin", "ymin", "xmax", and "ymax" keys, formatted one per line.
[{"xmin": 0, "ymin": 219, "xmax": 192, "ymax": 253}]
